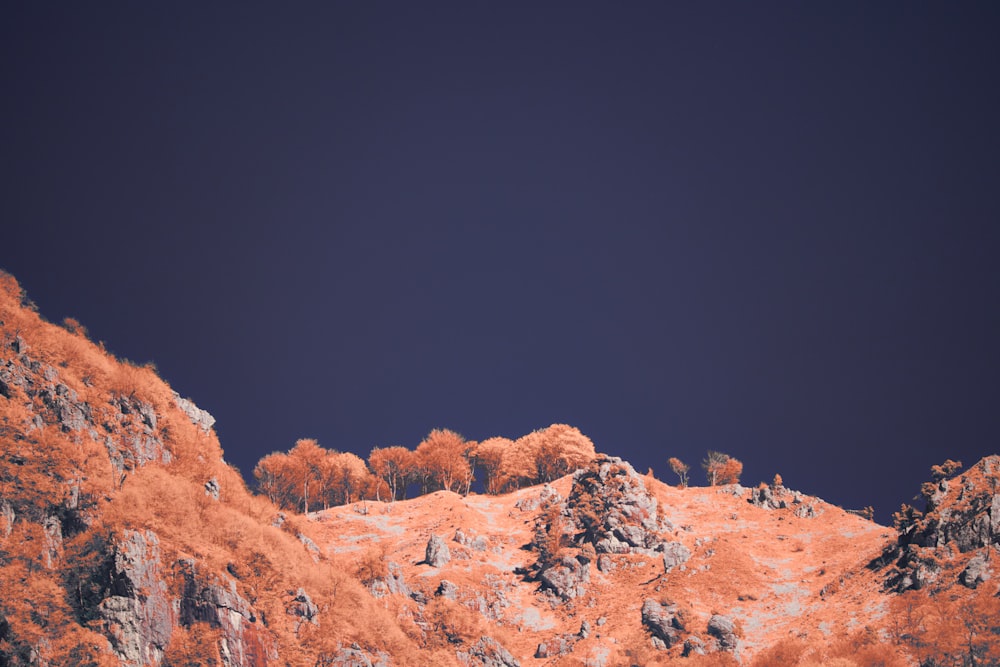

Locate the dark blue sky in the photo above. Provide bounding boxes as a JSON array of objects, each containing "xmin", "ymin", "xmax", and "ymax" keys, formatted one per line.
[{"xmin": 3, "ymin": 3, "xmax": 999, "ymax": 522}]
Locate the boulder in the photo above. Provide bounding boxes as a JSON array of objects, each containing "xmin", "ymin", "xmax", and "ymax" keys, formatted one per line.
[
  {"xmin": 748, "ymin": 485, "xmax": 786, "ymax": 510},
  {"xmin": 426, "ymin": 534, "xmax": 451, "ymax": 567},
  {"xmin": 960, "ymin": 553, "xmax": 991, "ymax": 589},
  {"xmin": 539, "ymin": 556, "xmax": 590, "ymax": 600},
  {"xmin": 661, "ymin": 541, "xmax": 691, "ymax": 573},
  {"xmin": 707, "ymin": 614, "xmax": 738, "ymax": 652},
  {"xmin": 641, "ymin": 599, "xmax": 684, "ymax": 648}
]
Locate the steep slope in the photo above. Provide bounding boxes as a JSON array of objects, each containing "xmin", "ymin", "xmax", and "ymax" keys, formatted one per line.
[{"xmin": 0, "ymin": 271, "xmax": 448, "ymax": 666}]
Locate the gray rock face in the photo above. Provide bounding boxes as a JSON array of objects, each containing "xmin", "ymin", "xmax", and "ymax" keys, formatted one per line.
[
  {"xmin": 793, "ymin": 504, "xmax": 816, "ymax": 518},
  {"xmin": 748, "ymin": 485, "xmax": 787, "ymax": 510},
  {"xmin": 426, "ymin": 534, "xmax": 451, "ymax": 567},
  {"xmin": 641, "ymin": 599, "xmax": 684, "ymax": 648},
  {"xmin": 458, "ymin": 636, "xmax": 520, "ymax": 667},
  {"xmin": 596, "ymin": 554, "xmax": 614, "ymax": 572},
  {"xmin": 707, "ymin": 614, "xmax": 739, "ymax": 652},
  {"xmin": 172, "ymin": 391, "xmax": 216, "ymax": 433},
  {"xmin": 371, "ymin": 562, "xmax": 412, "ymax": 598},
  {"xmin": 682, "ymin": 636, "xmax": 706, "ymax": 656},
  {"xmin": 1, "ymin": 351, "xmax": 95, "ymax": 433},
  {"xmin": 105, "ymin": 395, "xmax": 169, "ymax": 473},
  {"xmin": 41, "ymin": 515, "xmax": 62, "ymax": 568},
  {"xmin": 567, "ymin": 457, "xmax": 669, "ymax": 555},
  {"xmin": 960, "ymin": 553, "xmax": 991, "ymax": 589},
  {"xmin": 1, "ymin": 499, "xmax": 14, "ymax": 538},
  {"xmin": 661, "ymin": 541, "xmax": 691, "ymax": 573},
  {"xmin": 205, "ymin": 477, "xmax": 221, "ymax": 500},
  {"xmin": 539, "ymin": 556, "xmax": 590, "ymax": 600},
  {"xmin": 285, "ymin": 587, "xmax": 319, "ymax": 629},
  {"xmin": 175, "ymin": 559, "xmax": 274, "ymax": 667},
  {"xmin": 97, "ymin": 530, "xmax": 173, "ymax": 667}
]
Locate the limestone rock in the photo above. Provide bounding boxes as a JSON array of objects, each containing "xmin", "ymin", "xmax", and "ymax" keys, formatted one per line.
[
  {"xmin": 426, "ymin": 534, "xmax": 451, "ymax": 567},
  {"xmin": 1, "ymin": 500, "xmax": 14, "ymax": 539},
  {"xmin": 175, "ymin": 559, "xmax": 274, "ymax": 667},
  {"xmin": 370, "ymin": 561, "xmax": 412, "ymax": 598},
  {"xmin": 707, "ymin": 614, "xmax": 739, "ymax": 652},
  {"xmin": 172, "ymin": 391, "xmax": 216, "ymax": 433},
  {"xmin": 641, "ymin": 599, "xmax": 684, "ymax": 648},
  {"xmin": 682, "ymin": 636, "xmax": 706, "ymax": 656},
  {"xmin": 748, "ymin": 485, "xmax": 787, "ymax": 510},
  {"xmin": 661, "ymin": 541, "xmax": 691, "ymax": 573},
  {"xmin": 539, "ymin": 556, "xmax": 590, "ymax": 600},
  {"xmin": 97, "ymin": 530, "xmax": 173, "ymax": 667},
  {"xmin": 458, "ymin": 636, "xmax": 520, "ymax": 667},
  {"xmin": 567, "ymin": 457, "xmax": 668, "ymax": 555},
  {"xmin": 960, "ymin": 552, "xmax": 991, "ymax": 589},
  {"xmin": 285, "ymin": 587, "xmax": 319, "ymax": 629},
  {"xmin": 793, "ymin": 504, "xmax": 816, "ymax": 518}
]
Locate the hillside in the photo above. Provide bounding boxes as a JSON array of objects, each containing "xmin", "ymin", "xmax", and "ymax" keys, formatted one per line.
[{"xmin": 1, "ymin": 269, "xmax": 998, "ymax": 667}]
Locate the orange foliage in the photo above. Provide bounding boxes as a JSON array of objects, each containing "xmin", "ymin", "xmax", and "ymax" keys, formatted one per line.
[
  {"xmin": 703, "ymin": 451, "xmax": 742, "ymax": 486},
  {"xmin": 472, "ymin": 437, "xmax": 511, "ymax": 494},
  {"xmin": 668, "ymin": 456, "xmax": 690, "ymax": 487},
  {"xmin": 415, "ymin": 428, "xmax": 474, "ymax": 494},
  {"xmin": 368, "ymin": 445, "xmax": 416, "ymax": 500}
]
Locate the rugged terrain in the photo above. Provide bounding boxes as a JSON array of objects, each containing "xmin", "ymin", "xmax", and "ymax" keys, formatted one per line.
[{"xmin": 0, "ymin": 270, "xmax": 997, "ymax": 666}]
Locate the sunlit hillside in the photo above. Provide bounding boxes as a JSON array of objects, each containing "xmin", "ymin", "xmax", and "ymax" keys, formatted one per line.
[{"xmin": 1, "ymin": 270, "xmax": 998, "ymax": 666}]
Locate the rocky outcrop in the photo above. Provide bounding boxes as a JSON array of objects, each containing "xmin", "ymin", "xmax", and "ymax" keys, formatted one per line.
[
  {"xmin": 960, "ymin": 553, "xmax": 991, "ymax": 589},
  {"xmin": 0, "ymin": 348, "xmax": 95, "ymax": 434},
  {"xmin": 97, "ymin": 530, "xmax": 173, "ymax": 667},
  {"xmin": 285, "ymin": 587, "xmax": 319, "ymax": 631},
  {"xmin": 371, "ymin": 562, "xmax": 411, "ymax": 598},
  {"xmin": 641, "ymin": 599, "xmax": 685, "ymax": 648},
  {"xmin": 458, "ymin": 636, "xmax": 520, "ymax": 667},
  {"xmin": 172, "ymin": 391, "xmax": 216, "ymax": 433},
  {"xmin": 425, "ymin": 534, "xmax": 451, "ymax": 567},
  {"xmin": 881, "ymin": 456, "xmax": 1000, "ymax": 593},
  {"xmin": 0, "ymin": 499, "xmax": 13, "ymax": 538},
  {"xmin": 682, "ymin": 636, "xmax": 706, "ymax": 656},
  {"xmin": 566, "ymin": 457, "xmax": 669, "ymax": 555},
  {"xmin": 707, "ymin": 614, "xmax": 739, "ymax": 652},
  {"xmin": 661, "ymin": 541, "xmax": 690, "ymax": 573},
  {"xmin": 748, "ymin": 484, "xmax": 786, "ymax": 510},
  {"xmin": 175, "ymin": 559, "xmax": 275, "ymax": 667},
  {"xmin": 105, "ymin": 395, "xmax": 169, "ymax": 473},
  {"xmin": 538, "ymin": 556, "xmax": 590, "ymax": 601}
]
